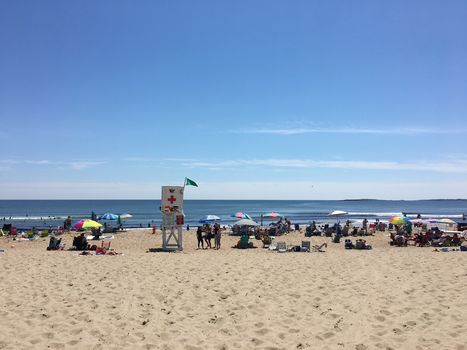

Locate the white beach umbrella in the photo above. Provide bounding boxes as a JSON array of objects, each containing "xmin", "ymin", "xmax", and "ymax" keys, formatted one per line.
[
  {"xmin": 438, "ymin": 218, "xmax": 456, "ymax": 224},
  {"xmin": 329, "ymin": 210, "xmax": 348, "ymax": 216},
  {"xmin": 234, "ymin": 219, "xmax": 259, "ymax": 226}
]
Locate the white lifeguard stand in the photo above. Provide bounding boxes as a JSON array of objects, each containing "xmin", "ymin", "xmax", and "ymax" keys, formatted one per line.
[{"xmin": 161, "ymin": 186, "xmax": 184, "ymax": 251}]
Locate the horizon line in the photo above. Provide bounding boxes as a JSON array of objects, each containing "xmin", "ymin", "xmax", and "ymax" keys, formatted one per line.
[{"xmin": 1, "ymin": 198, "xmax": 466, "ymax": 201}]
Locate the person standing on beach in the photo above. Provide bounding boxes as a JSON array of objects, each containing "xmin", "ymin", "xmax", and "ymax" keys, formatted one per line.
[
  {"xmin": 214, "ymin": 223, "xmax": 221, "ymax": 249},
  {"xmin": 204, "ymin": 225, "xmax": 212, "ymax": 249},
  {"xmin": 196, "ymin": 226, "xmax": 204, "ymax": 249}
]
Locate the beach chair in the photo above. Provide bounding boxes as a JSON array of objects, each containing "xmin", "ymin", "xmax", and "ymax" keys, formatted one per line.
[
  {"xmin": 96, "ymin": 241, "xmax": 111, "ymax": 255},
  {"xmin": 301, "ymin": 241, "xmax": 311, "ymax": 252},
  {"xmin": 46, "ymin": 236, "xmax": 62, "ymax": 250},
  {"xmin": 312, "ymin": 243, "xmax": 327, "ymax": 252},
  {"xmin": 276, "ymin": 241, "xmax": 287, "ymax": 253}
]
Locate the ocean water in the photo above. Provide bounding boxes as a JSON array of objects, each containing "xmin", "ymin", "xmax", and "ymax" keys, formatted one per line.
[{"xmin": 0, "ymin": 200, "xmax": 466, "ymax": 230}]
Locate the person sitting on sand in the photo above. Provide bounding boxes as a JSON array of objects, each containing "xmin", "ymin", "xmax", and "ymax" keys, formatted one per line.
[
  {"xmin": 196, "ymin": 226, "xmax": 204, "ymax": 249},
  {"xmin": 452, "ymin": 233, "xmax": 462, "ymax": 246},
  {"xmin": 73, "ymin": 232, "xmax": 88, "ymax": 250}
]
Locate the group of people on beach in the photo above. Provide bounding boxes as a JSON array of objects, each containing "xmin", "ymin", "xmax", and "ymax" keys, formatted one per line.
[{"xmin": 196, "ymin": 223, "xmax": 222, "ymax": 249}]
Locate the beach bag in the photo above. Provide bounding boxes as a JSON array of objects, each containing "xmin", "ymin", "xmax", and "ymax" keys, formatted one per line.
[{"xmin": 460, "ymin": 246, "xmax": 467, "ymax": 252}]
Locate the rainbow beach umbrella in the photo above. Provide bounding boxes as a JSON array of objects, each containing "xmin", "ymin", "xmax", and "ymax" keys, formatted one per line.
[
  {"xmin": 389, "ymin": 216, "xmax": 410, "ymax": 226},
  {"xmin": 73, "ymin": 219, "xmax": 102, "ymax": 230},
  {"xmin": 120, "ymin": 213, "xmax": 133, "ymax": 219}
]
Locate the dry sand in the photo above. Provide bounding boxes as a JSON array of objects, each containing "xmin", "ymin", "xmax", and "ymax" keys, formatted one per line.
[{"xmin": 1, "ymin": 230, "xmax": 466, "ymax": 350}]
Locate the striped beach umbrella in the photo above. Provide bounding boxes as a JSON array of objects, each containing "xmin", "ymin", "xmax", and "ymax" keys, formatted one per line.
[
  {"xmin": 262, "ymin": 211, "xmax": 282, "ymax": 218},
  {"xmin": 231, "ymin": 212, "xmax": 252, "ymax": 220}
]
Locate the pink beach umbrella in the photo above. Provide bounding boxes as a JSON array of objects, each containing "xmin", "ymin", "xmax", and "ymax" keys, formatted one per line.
[
  {"xmin": 231, "ymin": 212, "xmax": 252, "ymax": 220},
  {"xmin": 262, "ymin": 211, "xmax": 282, "ymax": 218},
  {"xmin": 73, "ymin": 219, "xmax": 102, "ymax": 230}
]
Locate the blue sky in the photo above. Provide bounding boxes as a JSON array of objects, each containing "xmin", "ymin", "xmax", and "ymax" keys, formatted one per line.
[{"xmin": 1, "ymin": 0, "xmax": 466, "ymax": 199}]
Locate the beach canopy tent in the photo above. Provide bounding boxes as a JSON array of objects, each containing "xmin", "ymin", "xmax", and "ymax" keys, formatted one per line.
[
  {"xmin": 234, "ymin": 219, "xmax": 259, "ymax": 226},
  {"xmin": 199, "ymin": 215, "xmax": 221, "ymax": 224},
  {"xmin": 73, "ymin": 219, "xmax": 102, "ymax": 230},
  {"xmin": 231, "ymin": 212, "xmax": 252, "ymax": 220},
  {"xmin": 99, "ymin": 213, "xmax": 119, "ymax": 220}
]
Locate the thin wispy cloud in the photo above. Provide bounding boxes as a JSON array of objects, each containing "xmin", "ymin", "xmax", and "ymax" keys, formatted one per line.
[
  {"xmin": 123, "ymin": 157, "xmax": 198, "ymax": 162},
  {"xmin": 182, "ymin": 158, "xmax": 467, "ymax": 173},
  {"xmin": 68, "ymin": 161, "xmax": 106, "ymax": 170},
  {"xmin": 0, "ymin": 159, "xmax": 106, "ymax": 170},
  {"xmin": 232, "ymin": 127, "xmax": 467, "ymax": 136}
]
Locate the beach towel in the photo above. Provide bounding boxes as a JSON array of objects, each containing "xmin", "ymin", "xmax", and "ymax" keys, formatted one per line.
[{"xmin": 86, "ymin": 235, "xmax": 114, "ymax": 241}]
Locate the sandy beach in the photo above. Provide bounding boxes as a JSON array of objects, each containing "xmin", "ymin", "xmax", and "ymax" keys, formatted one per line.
[{"xmin": 1, "ymin": 230, "xmax": 466, "ymax": 350}]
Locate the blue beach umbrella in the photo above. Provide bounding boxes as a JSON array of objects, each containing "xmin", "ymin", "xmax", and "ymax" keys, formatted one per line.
[{"xmin": 99, "ymin": 213, "xmax": 119, "ymax": 220}]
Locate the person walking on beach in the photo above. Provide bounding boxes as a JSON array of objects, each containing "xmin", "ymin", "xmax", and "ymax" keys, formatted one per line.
[
  {"xmin": 196, "ymin": 226, "xmax": 204, "ymax": 249},
  {"xmin": 214, "ymin": 223, "xmax": 221, "ymax": 249}
]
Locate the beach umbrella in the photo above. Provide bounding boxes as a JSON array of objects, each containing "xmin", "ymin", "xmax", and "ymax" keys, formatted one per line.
[
  {"xmin": 99, "ymin": 213, "xmax": 119, "ymax": 220},
  {"xmin": 120, "ymin": 213, "xmax": 133, "ymax": 219},
  {"xmin": 329, "ymin": 210, "xmax": 348, "ymax": 216},
  {"xmin": 231, "ymin": 212, "xmax": 252, "ymax": 220},
  {"xmin": 263, "ymin": 212, "xmax": 282, "ymax": 218},
  {"xmin": 73, "ymin": 219, "xmax": 102, "ymax": 230},
  {"xmin": 234, "ymin": 219, "xmax": 259, "ymax": 226},
  {"xmin": 329, "ymin": 210, "xmax": 348, "ymax": 223},
  {"xmin": 199, "ymin": 215, "xmax": 221, "ymax": 224},
  {"xmin": 438, "ymin": 218, "xmax": 456, "ymax": 224},
  {"xmin": 389, "ymin": 216, "xmax": 410, "ymax": 226}
]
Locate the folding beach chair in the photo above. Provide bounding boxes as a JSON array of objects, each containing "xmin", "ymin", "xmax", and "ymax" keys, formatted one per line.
[
  {"xmin": 96, "ymin": 241, "xmax": 111, "ymax": 255},
  {"xmin": 312, "ymin": 243, "xmax": 327, "ymax": 252},
  {"xmin": 276, "ymin": 241, "xmax": 287, "ymax": 253},
  {"xmin": 301, "ymin": 241, "xmax": 311, "ymax": 252}
]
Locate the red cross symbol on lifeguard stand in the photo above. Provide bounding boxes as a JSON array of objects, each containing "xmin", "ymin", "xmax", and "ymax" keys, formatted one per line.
[{"xmin": 167, "ymin": 195, "xmax": 177, "ymax": 204}]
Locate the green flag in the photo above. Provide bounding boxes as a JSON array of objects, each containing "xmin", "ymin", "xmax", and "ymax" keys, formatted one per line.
[{"xmin": 185, "ymin": 177, "xmax": 198, "ymax": 187}]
